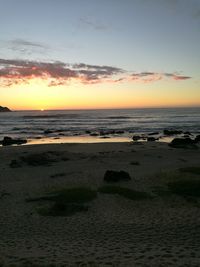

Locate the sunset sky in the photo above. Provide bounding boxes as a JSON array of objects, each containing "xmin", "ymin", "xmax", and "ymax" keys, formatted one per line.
[{"xmin": 0, "ymin": 0, "xmax": 199, "ymax": 110}]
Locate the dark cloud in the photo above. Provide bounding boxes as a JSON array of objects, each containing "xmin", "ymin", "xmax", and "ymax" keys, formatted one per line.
[
  {"xmin": 134, "ymin": 72, "xmax": 155, "ymax": 77},
  {"xmin": 0, "ymin": 39, "xmax": 50, "ymax": 56},
  {"xmin": 164, "ymin": 73, "xmax": 191, "ymax": 80},
  {"xmin": 11, "ymin": 39, "xmax": 48, "ymax": 49},
  {"xmin": 73, "ymin": 63, "xmax": 124, "ymax": 83},
  {"xmin": 73, "ymin": 63, "xmax": 123, "ymax": 73}
]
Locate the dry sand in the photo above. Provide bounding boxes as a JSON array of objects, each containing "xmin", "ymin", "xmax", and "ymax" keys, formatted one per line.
[{"xmin": 0, "ymin": 141, "xmax": 200, "ymax": 266}]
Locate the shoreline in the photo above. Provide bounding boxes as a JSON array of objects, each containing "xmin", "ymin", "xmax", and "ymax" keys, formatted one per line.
[{"xmin": 0, "ymin": 134, "xmax": 186, "ymax": 147}]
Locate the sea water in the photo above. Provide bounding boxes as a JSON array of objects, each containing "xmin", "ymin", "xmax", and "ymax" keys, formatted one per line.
[{"xmin": 0, "ymin": 107, "xmax": 199, "ymax": 144}]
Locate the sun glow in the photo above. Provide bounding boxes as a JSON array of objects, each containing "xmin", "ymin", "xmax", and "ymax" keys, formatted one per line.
[
  {"xmin": 3, "ymin": 78, "xmax": 69, "ymax": 110},
  {"xmin": 0, "ymin": 76, "xmax": 199, "ymax": 111}
]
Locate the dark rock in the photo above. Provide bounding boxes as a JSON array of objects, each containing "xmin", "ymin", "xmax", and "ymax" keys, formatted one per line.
[
  {"xmin": 99, "ymin": 131, "xmax": 107, "ymax": 136},
  {"xmin": 148, "ymin": 132, "xmax": 159, "ymax": 136},
  {"xmin": 1, "ymin": 136, "xmax": 27, "ymax": 146},
  {"xmin": 195, "ymin": 135, "xmax": 200, "ymax": 143},
  {"xmin": 164, "ymin": 129, "xmax": 182, "ymax": 135},
  {"xmin": 184, "ymin": 131, "xmax": 191, "ymax": 135},
  {"xmin": 0, "ymin": 136, "xmax": 12, "ymax": 145},
  {"xmin": 16, "ymin": 139, "xmax": 27, "ymax": 145},
  {"xmin": 85, "ymin": 130, "xmax": 91, "ymax": 134},
  {"xmin": 169, "ymin": 138, "xmax": 196, "ymax": 148},
  {"xmin": 44, "ymin": 130, "xmax": 53, "ymax": 134},
  {"xmin": 115, "ymin": 130, "xmax": 125, "ymax": 134},
  {"xmin": 104, "ymin": 170, "xmax": 131, "ymax": 182},
  {"xmin": 90, "ymin": 133, "xmax": 98, "ymax": 136},
  {"xmin": 132, "ymin": 135, "xmax": 141, "ymax": 141},
  {"xmin": 13, "ymin": 138, "xmax": 27, "ymax": 145},
  {"xmin": 108, "ymin": 130, "xmax": 116, "ymax": 135},
  {"xmin": 99, "ymin": 130, "xmax": 115, "ymax": 136},
  {"xmin": 0, "ymin": 106, "xmax": 11, "ymax": 112},
  {"xmin": 147, "ymin": 137, "xmax": 158, "ymax": 142},
  {"xmin": 54, "ymin": 129, "xmax": 64, "ymax": 133}
]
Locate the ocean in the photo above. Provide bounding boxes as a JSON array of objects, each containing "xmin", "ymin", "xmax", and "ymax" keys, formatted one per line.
[{"xmin": 0, "ymin": 107, "xmax": 200, "ymax": 144}]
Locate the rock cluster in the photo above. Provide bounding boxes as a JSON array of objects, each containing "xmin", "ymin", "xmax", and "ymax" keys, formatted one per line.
[
  {"xmin": 0, "ymin": 136, "xmax": 27, "ymax": 146},
  {"xmin": 0, "ymin": 106, "xmax": 11, "ymax": 112}
]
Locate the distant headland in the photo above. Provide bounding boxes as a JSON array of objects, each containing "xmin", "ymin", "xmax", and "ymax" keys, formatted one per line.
[{"xmin": 0, "ymin": 106, "xmax": 11, "ymax": 112}]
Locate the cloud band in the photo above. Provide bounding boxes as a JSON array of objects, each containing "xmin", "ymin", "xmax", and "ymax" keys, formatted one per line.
[{"xmin": 0, "ymin": 58, "xmax": 191, "ymax": 87}]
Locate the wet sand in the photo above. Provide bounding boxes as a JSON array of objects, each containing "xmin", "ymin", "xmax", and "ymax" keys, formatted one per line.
[{"xmin": 0, "ymin": 142, "xmax": 200, "ymax": 266}]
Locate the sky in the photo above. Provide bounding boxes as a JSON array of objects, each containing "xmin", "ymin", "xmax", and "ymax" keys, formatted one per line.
[{"xmin": 0, "ymin": 0, "xmax": 200, "ymax": 110}]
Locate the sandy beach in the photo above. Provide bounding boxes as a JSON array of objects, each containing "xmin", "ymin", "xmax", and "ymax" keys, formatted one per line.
[{"xmin": 0, "ymin": 141, "xmax": 200, "ymax": 267}]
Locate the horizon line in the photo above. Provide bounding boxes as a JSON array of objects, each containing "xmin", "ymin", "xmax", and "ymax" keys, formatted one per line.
[{"xmin": 10, "ymin": 105, "xmax": 200, "ymax": 112}]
